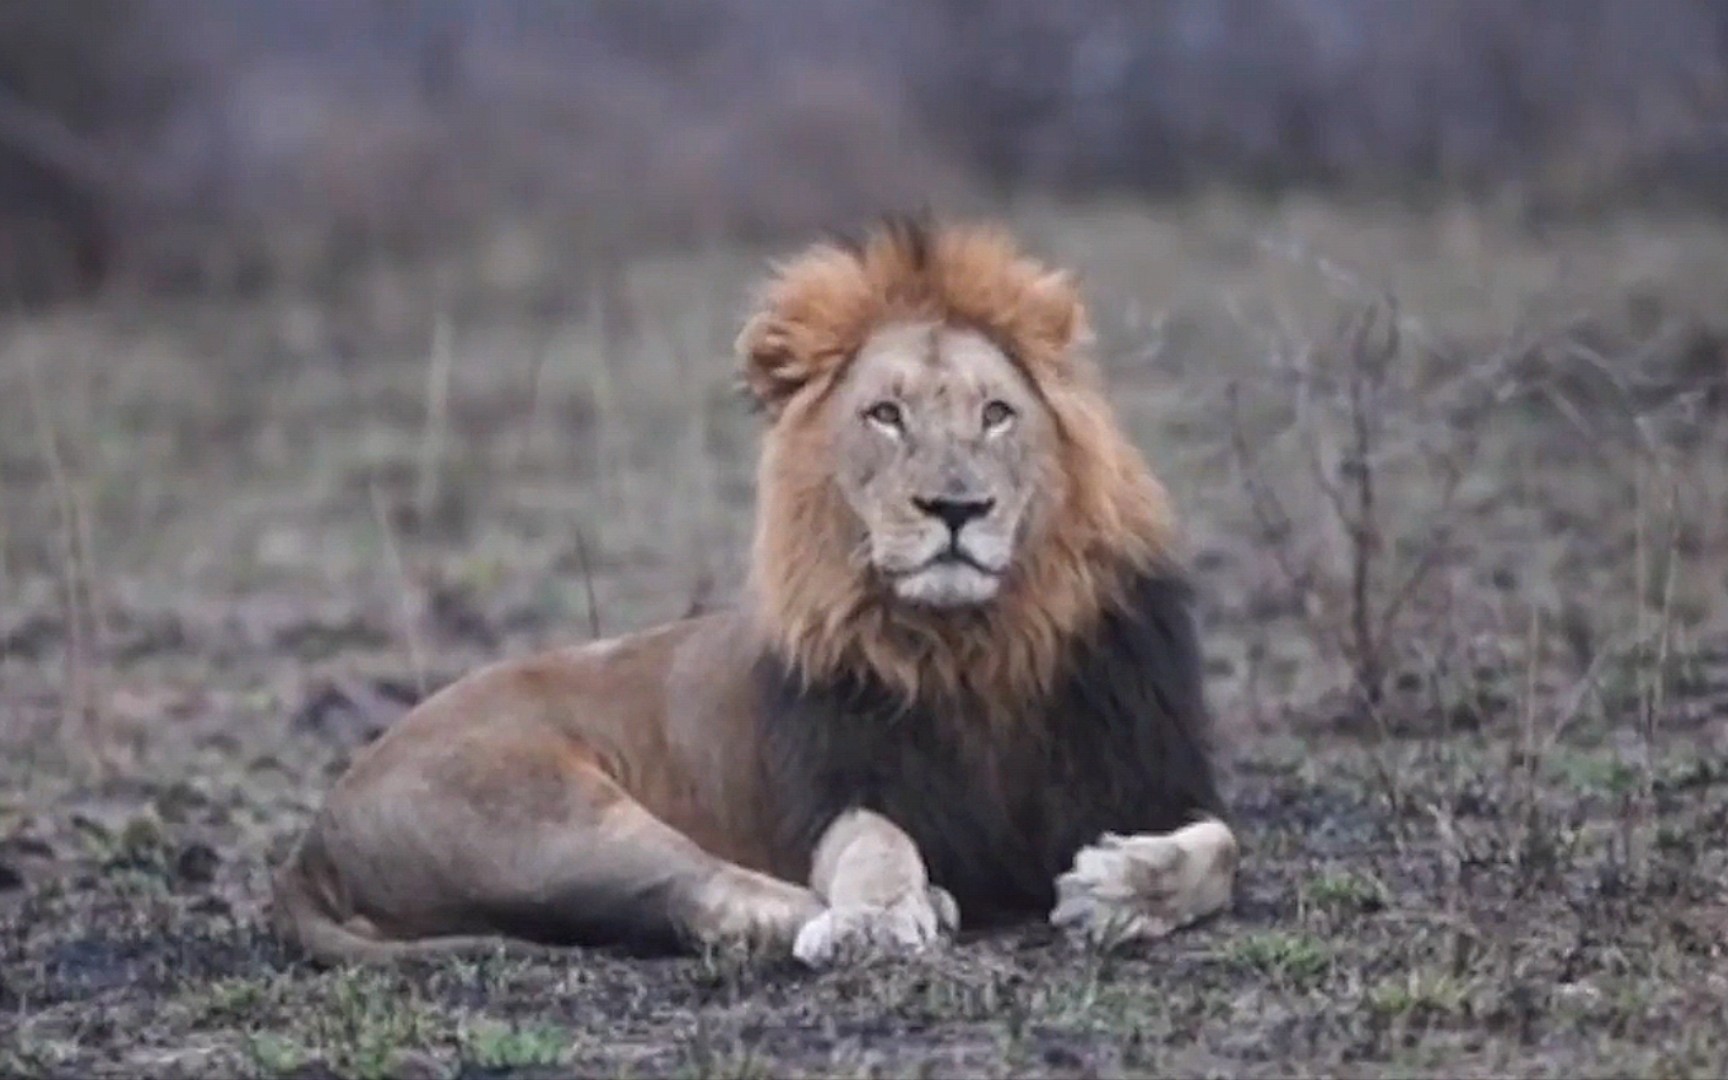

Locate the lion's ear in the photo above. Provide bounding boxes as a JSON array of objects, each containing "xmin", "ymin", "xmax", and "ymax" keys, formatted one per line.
[
  {"xmin": 736, "ymin": 310, "xmax": 814, "ymax": 416},
  {"xmin": 1026, "ymin": 269, "xmax": 1094, "ymax": 360}
]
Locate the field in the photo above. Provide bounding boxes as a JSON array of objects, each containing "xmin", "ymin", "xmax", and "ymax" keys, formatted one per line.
[{"xmin": 3, "ymin": 196, "xmax": 1727, "ymax": 1078}]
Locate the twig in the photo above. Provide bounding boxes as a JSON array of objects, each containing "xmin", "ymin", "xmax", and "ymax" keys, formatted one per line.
[
  {"xmin": 572, "ymin": 528, "xmax": 603, "ymax": 640},
  {"xmin": 1566, "ymin": 341, "xmax": 1659, "ymax": 457},
  {"xmin": 1502, "ymin": 613, "xmax": 1629, "ymax": 891},
  {"xmin": 510, "ymin": 336, "xmax": 554, "ymax": 478},
  {"xmin": 0, "ymin": 481, "xmax": 12, "ymax": 603},
  {"xmin": 1646, "ymin": 476, "xmax": 1682, "ymax": 754},
  {"xmin": 1343, "ymin": 303, "xmax": 1394, "ymax": 706},
  {"xmin": 20, "ymin": 343, "xmax": 111, "ymax": 775},
  {"xmin": 415, "ymin": 315, "xmax": 456, "ymax": 528},
  {"xmin": 1226, "ymin": 383, "xmax": 1320, "ymax": 612},
  {"xmin": 1374, "ymin": 444, "xmax": 1473, "ymax": 638},
  {"xmin": 1514, "ymin": 607, "xmax": 1544, "ymax": 878},
  {"xmin": 369, "ymin": 480, "xmax": 429, "ymax": 698},
  {"xmin": 1637, "ymin": 469, "xmax": 1682, "ymax": 871}
]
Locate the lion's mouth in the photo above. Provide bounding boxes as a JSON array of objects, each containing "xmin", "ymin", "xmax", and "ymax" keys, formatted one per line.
[
  {"xmin": 930, "ymin": 549, "xmax": 998, "ymax": 574},
  {"xmin": 901, "ymin": 542, "xmax": 1004, "ymax": 579},
  {"xmin": 887, "ymin": 553, "xmax": 1005, "ymax": 608}
]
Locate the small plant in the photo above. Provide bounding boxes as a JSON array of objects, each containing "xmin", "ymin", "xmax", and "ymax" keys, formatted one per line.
[
  {"xmin": 1300, "ymin": 868, "xmax": 1390, "ymax": 915},
  {"xmin": 1365, "ymin": 969, "xmax": 1473, "ymax": 1020},
  {"xmin": 0, "ymin": 1032, "xmax": 78, "ymax": 1078},
  {"xmin": 300, "ymin": 970, "xmax": 442, "ymax": 1080},
  {"xmin": 690, "ymin": 938, "xmax": 778, "ymax": 1000},
  {"xmin": 1547, "ymin": 749, "xmax": 1639, "ymax": 797},
  {"xmin": 679, "ymin": 1016, "xmax": 771, "ymax": 1080},
  {"xmin": 462, "ymin": 1019, "xmax": 572, "ymax": 1071},
  {"xmin": 193, "ymin": 977, "xmax": 272, "ymax": 1024},
  {"xmin": 246, "ymin": 1034, "xmax": 308, "ymax": 1078},
  {"xmin": 1223, "ymin": 930, "xmax": 1331, "ymax": 986},
  {"xmin": 905, "ymin": 971, "xmax": 1008, "ymax": 1022}
]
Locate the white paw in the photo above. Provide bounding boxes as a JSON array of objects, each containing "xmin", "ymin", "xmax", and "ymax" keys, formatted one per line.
[
  {"xmin": 1050, "ymin": 822, "xmax": 1236, "ymax": 949},
  {"xmin": 792, "ymin": 885, "xmax": 958, "ymax": 968}
]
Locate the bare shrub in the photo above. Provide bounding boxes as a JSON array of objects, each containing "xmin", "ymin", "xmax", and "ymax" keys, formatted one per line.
[{"xmin": 1227, "ymin": 296, "xmax": 1506, "ymax": 728}]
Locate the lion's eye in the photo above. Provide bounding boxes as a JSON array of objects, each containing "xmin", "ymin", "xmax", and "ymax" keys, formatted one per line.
[
  {"xmin": 982, "ymin": 400, "xmax": 1016, "ymax": 430},
  {"xmin": 864, "ymin": 401, "xmax": 905, "ymax": 429}
]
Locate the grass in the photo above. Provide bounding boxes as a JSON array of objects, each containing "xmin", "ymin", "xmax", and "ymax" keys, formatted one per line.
[
  {"xmin": 1222, "ymin": 930, "xmax": 1332, "ymax": 986},
  {"xmin": 1299, "ymin": 868, "xmax": 1389, "ymax": 916},
  {"xmin": 3, "ymin": 193, "xmax": 1728, "ymax": 1077},
  {"xmin": 1365, "ymin": 969, "xmax": 1474, "ymax": 1021}
]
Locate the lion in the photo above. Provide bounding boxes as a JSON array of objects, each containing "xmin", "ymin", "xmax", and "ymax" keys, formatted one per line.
[{"xmin": 271, "ymin": 218, "xmax": 1238, "ymax": 967}]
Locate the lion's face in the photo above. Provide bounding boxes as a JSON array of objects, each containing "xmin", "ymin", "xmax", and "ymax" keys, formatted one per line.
[{"xmin": 827, "ymin": 320, "xmax": 1056, "ymax": 609}]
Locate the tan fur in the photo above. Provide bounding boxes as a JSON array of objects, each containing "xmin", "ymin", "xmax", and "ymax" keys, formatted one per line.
[{"xmin": 271, "ymin": 220, "xmax": 1228, "ymax": 966}]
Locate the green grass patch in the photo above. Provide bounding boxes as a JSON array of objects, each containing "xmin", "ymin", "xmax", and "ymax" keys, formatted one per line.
[{"xmin": 1222, "ymin": 930, "xmax": 1331, "ymax": 986}]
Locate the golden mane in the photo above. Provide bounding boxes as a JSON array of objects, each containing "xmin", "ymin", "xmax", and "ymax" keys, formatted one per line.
[{"xmin": 738, "ymin": 219, "xmax": 1179, "ymax": 710}]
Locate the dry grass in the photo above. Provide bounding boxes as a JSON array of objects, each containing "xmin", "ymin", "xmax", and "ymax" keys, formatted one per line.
[{"xmin": 3, "ymin": 194, "xmax": 1728, "ymax": 1077}]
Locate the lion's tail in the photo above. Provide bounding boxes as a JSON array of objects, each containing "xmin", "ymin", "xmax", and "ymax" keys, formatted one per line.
[{"xmin": 270, "ymin": 841, "xmax": 561, "ymax": 966}]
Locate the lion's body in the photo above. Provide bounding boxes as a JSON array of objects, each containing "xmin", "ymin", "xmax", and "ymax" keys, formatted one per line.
[{"xmin": 273, "ymin": 220, "xmax": 1239, "ymax": 965}]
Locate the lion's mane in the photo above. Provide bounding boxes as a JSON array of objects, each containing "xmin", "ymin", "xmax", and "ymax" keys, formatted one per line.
[
  {"xmin": 736, "ymin": 219, "xmax": 1224, "ymax": 915},
  {"xmin": 738, "ymin": 217, "xmax": 1178, "ymax": 708}
]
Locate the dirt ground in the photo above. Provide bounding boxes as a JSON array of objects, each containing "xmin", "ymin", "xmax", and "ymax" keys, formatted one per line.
[{"xmin": 3, "ymin": 198, "xmax": 1727, "ymax": 1078}]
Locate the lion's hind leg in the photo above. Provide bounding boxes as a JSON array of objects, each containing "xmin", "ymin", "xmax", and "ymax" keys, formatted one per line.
[
  {"xmin": 1049, "ymin": 818, "xmax": 1238, "ymax": 947},
  {"xmin": 470, "ymin": 791, "xmax": 824, "ymax": 955},
  {"xmin": 472, "ymin": 740, "xmax": 846, "ymax": 953},
  {"xmin": 281, "ymin": 743, "xmax": 821, "ymax": 963}
]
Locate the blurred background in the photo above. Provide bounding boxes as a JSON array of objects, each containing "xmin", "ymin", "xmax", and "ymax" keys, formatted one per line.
[{"xmin": 6, "ymin": 0, "xmax": 1728, "ymax": 305}]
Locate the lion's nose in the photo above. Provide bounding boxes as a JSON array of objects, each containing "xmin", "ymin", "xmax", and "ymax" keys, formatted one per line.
[{"xmin": 913, "ymin": 496, "xmax": 995, "ymax": 533}]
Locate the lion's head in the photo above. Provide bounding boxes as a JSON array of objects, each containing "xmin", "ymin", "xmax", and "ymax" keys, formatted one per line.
[{"xmin": 737, "ymin": 219, "xmax": 1177, "ymax": 706}]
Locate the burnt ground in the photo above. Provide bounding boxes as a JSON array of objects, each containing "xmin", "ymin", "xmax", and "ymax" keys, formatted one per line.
[{"xmin": 3, "ymin": 199, "xmax": 1728, "ymax": 1078}]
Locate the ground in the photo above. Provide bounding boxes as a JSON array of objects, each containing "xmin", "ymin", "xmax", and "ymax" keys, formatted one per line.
[{"xmin": 3, "ymin": 197, "xmax": 1727, "ymax": 1078}]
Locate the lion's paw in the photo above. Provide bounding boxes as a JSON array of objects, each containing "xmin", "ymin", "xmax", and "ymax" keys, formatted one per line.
[
  {"xmin": 691, "ymin": 867, "xmax": 825, "ymax": 951},
  {"xmin": 792, "ymin": 885, "xmax": 957, "ymax": 968},
  {"xmin": 1050, "ymin": 822, "xmax": 1236, "ymax": 949}
]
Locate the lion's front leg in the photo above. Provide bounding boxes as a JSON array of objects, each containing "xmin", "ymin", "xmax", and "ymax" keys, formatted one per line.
[
  {"xmin": 791, "ymin": 808, "xmax": 958, "ymax": 967},
  {"xmin": 1050, "ymin": 818, "xmax": 1238, "ymax": 948}
]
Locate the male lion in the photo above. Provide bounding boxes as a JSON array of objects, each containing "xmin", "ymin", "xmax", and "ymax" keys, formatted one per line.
[{"xmin": 272, "ymin": 219, "xmax": 1238, "ymax": 966}]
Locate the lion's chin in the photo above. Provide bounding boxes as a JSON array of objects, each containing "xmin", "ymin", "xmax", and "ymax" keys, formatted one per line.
[{"xmin": 889, "ymin": 562, "xmax": 1003, "ymax": 609}]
